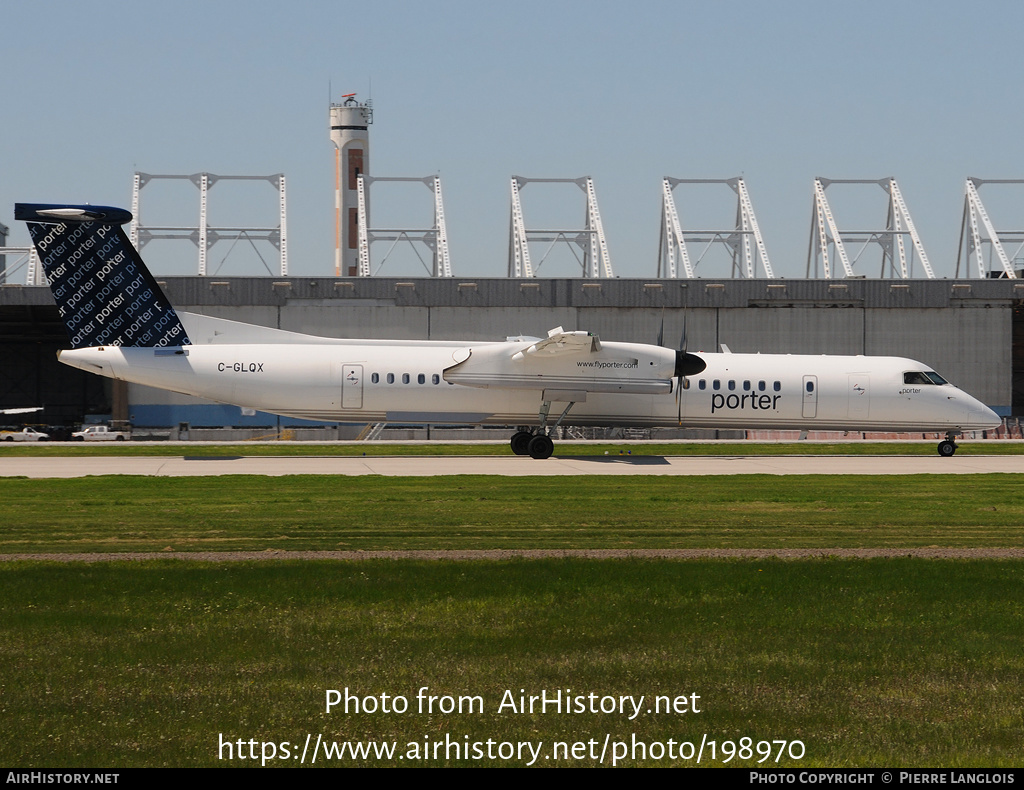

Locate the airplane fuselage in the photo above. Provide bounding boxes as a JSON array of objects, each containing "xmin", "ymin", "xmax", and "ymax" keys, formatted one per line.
[{"xmin": 58, "ymin": 340, "xmax": 998, "ymax": 435}]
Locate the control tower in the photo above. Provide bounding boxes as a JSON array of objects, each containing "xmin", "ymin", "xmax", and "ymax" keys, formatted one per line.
[{"xmin": 329, "ymin": 94, "xmax": 373, "ymax": 276}]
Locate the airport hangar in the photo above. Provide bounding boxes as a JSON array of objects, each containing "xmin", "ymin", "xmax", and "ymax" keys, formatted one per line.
[{"xmin": 1, "ymin": 276, "xmax": 1021, "ymax": 435}]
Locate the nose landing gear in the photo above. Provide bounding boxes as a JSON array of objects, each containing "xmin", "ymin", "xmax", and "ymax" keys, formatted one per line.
[{"xmin": 937, "ymin": 431, "xmax": 958, "ymax": 457}]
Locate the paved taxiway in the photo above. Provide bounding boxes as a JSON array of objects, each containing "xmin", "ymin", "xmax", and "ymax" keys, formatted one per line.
[{"xmin": 3, "ymin": 454, "xmax": 1024, "ymax": 478}]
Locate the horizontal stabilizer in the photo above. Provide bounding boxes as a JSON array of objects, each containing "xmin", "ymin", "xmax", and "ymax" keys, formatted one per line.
[{"xmin": 15, "ymin": 204, "xmax": 133, "ymax": 225}]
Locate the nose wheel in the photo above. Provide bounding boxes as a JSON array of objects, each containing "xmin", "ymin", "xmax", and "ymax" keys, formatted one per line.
[{"xmin": 937, "ymin": 432, "xmax": 958, "ymax": 457}]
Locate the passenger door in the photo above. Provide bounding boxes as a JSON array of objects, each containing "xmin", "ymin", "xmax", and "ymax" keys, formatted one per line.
[
  {"xmin": 342, "ymin": 364, "xmax": 363, "ymax": 409},
  {"xmin": 848, "ymin": 375, "xmax": 869, "ymax": 420},
  {"xmin": 802, "ymin": 375, "xmax": 818, "ymax": 418}
]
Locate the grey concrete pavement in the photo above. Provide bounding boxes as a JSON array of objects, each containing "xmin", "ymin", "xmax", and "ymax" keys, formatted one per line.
[{"xmin": 3, "ymin": 453, "xmax": 1024, "ymax": 478}]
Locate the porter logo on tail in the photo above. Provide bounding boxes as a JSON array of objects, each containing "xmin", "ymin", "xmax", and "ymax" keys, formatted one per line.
[{"xmin": 15, "ymin": 203, "xmax": 191, "ymax": 349}]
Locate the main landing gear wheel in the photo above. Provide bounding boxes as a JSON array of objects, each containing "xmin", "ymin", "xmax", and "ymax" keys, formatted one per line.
[
  {"xmin": 527, "ymin": 434, "xmax": 554, "ymax": 460},
  {"xmin": 510, "ymin": 430, "xmax": 533, "ymax": 456},
  {"xmin": 514, "ymin": 397, "xmax": 572, "ymax": 459},
  {"xmin": 937, "ymin": 440, "xmax": 957, "ymax": 457}
]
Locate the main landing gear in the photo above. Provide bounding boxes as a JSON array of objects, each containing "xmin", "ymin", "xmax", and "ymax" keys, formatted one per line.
[
  {"xmin": 510, "ymin": 430, "xmax": 554, "ymax": 460},
  {"xmin": 937, "ymin": 431, "xmax": 958, "ymax": 457},
  {"xmin": 509, "ymin": 398, "xmax": 576, "ymax": 459}
]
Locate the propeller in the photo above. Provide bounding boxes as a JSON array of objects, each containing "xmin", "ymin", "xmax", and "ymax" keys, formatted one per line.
[{"xmin": 657, "ymin": 310, "xmax": 707, "ymax": 425}]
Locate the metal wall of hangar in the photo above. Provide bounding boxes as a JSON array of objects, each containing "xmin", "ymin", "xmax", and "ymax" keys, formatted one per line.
[
  {"xmin": 0, "ymin": 302, "xmax": 113, "ymax": 429},
  {"xmin": 1, "ymin": 277, "xmax": 1020, "ymax": 427}
]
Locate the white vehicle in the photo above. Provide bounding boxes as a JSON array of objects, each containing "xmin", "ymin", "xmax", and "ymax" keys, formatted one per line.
[
  {"xmin": 71, "ymin": 425, "xmax": 130, "ymax": 442},
  {"xmin": 17, "ymin": 203, "xmax": 1001, "ymax": 459},
  {"xmin": 0, "ymin": 427, "xmax": 49, "ymax": 442}
]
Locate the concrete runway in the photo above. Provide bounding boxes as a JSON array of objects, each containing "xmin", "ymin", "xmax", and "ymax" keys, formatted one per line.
[{"xmin": 3, "ymin": 453, "xmax": 1024, "ymax": 478}]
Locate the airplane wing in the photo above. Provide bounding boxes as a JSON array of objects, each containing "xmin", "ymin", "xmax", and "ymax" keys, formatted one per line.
[
  {"xmin": 510, "ymin": 327, "xmax": 602, "ymax": 361},
  {"xmin": 444, "ymin": 328, "xmax": 674, "ymax": 395}
]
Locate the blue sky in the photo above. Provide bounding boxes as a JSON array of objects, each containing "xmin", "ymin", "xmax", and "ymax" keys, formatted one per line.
[{"xmin": 3, "ymin": 0, "xmax": 1024, "ymax": 279}]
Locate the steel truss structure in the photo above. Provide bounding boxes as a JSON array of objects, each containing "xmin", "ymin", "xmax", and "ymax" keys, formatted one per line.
[
  {"xmin": 807, "ymin": 177, "xmax": 934, "ymax": 279},
  {"xmin": 657, "ymin": 177, "xmax": 774, "ymax": 279},
  {"xmin": 507, "ymin": 176, "xmax": 613, "ymax": 278},
  {"xmin": 355, "ymin": 175, "xmax": 452, "ymax": 277},
  {"xmin": 0, "ymin": 218, "xmax": 45, "ymax": 286},
  {"xmin": 0, "ymin": 247, "xmax": 40, "ymax": 286},
  {"xmin": 130, "ymin": 172, "xmax": 288, "ymax": 276},
  {"xmin": 957, "ymin": 178, "xmax": 1022, "ymax": 279}
]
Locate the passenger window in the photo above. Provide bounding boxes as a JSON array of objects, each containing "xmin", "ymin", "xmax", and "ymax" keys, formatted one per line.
[
  {"xmin": 728, "ymin": 380, "xmax": 736, "ymax": 391},
  {"xmin": 773, "ymin": 381, "xmax": 781, "ymax": 392},
  {"xmin": 371, "ymin": 373, "xmax": 379, "ymax": 384},
  {"xmin": 698, "ymin": 380, "xmax": 706, "ymax": 390},
  {"xmin": 713, "ymin": 380, "xmax": 721, "ymax": 391},
  {"xmin": 743, "ymin": 380, "xmax": 751, "ymax": 391},
  {"xmin": 432, "ymin": 374, "xmax": 440, "ymax": 385},
  {"xmin": 418, "ymin": 374, "xmax": 425, "ymax": 384},
  {"xmin": 758, "ymin": 381, "xmax": 766, "ymax": 392},
  {"xmin": 386, "ymin": 373, "xmax": 394, "ymax": 384},
  {"xmin": 682, "ymin": 378, "xmax": 690, "ymax": 390},
  {"xmin": 402, "ymin": 373, "xmax": 410, "ymax": 384},
  {"xmin": 806, "ymin": 381, "xmax": 815, "ymax": 393}
]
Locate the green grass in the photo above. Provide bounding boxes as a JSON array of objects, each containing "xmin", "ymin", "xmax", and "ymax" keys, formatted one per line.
[
  {"xmin": 2, "ymin": 440, "xmax": 1023, "ymax": 457},
  {"xmin": 3, "ymin": 462, "xmax": 1022, "ymax": 768},
  {"xmin": 1, "ymin": 559, "xmax": 1021, "ymax": 767},
  {"xmin": 1, "ymin": 474, "xmax": 1023, "ymax": 553}
]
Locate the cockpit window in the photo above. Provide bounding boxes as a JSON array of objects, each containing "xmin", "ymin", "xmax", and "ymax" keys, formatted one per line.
[{"xmin": 904, "ymin": 371, "xmax": 948, "ymax": 385}]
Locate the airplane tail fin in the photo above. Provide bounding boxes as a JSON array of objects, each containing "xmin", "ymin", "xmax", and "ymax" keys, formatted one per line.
[{"xmin": 15, "ymin": 203, "xmax": 191, "ymax": 349}]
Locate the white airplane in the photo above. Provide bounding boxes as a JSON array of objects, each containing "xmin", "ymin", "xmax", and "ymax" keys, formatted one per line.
[{"xmin": 17, "ymin": 203, "xmax": 1001, "ymax": 458}]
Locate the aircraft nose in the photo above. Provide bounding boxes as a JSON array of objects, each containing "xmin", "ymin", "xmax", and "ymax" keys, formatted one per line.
[
  {"xmin": 961, "ymin": 395, "xmax": 1002, "ymax": 430},
  {"xmin": 974, "ymin": 403, "xmax": 1002, "ymax": 430}
]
